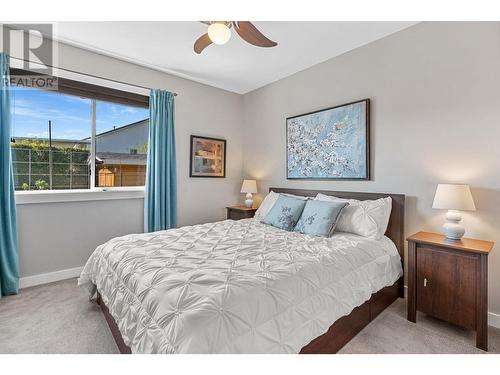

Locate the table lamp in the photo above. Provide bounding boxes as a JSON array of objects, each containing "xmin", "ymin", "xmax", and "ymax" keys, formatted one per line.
[
  {"xmin": 432, "ymin": 184, "xmax": 476, "ymax": 240},
  {"xmin": 241, "ymin": 179, "xmax": 257, "ymax": 208}
]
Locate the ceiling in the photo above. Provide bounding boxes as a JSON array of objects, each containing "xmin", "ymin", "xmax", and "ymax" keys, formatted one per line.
[{"xmin": 54, "ymin": 22, "xmax": 417, "ymax": 94}]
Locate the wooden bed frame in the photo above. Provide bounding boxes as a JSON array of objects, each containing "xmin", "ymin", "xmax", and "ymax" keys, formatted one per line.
[{"xmin": 97, "ymin": 187, "xmax": 405, "ymax": 354}]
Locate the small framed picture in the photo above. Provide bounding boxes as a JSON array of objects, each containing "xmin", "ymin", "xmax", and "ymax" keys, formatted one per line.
[{"xmin": 189, "ymin": 135, "xmax": 226, "ymax": 178}]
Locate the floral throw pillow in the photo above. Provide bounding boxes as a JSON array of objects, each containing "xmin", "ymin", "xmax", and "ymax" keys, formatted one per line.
[
  {"xmin": 294, "ymin": 199, "xmax": 348, "ymax": 237},
  {"xmin": 261, "ymin": 194, "xmax": 307, "ymax": 231}
]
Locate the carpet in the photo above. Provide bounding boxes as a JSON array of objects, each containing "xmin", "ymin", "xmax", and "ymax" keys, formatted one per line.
[{"xmin": 0, "ymin": 278, "xmax": 498, "ymax": 354}]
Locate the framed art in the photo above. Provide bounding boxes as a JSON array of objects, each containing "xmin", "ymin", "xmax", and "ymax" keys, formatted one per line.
[
  {"xmin": 286, "ymin": 98, "xmax": 370, "ymax": 180},
  {"xmin": 189, "ymin": 135, "xmax": 226, "ymax": 178}
]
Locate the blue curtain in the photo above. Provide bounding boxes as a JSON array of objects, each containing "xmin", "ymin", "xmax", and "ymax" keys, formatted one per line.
[
  {"xmin": 144, "ymin": 89, "xmax": 177, "ymax": 232},
  {"xmin": 0, "ymin": 53, "xmax": 20, "ymax": 297}
]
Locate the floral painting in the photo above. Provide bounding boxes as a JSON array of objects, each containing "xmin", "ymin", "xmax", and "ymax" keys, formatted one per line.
[
  {"xmin": 190, "ymin": 135, "xmax": 226, "ymax": 177},
  {"xmin": 286, "ymin": 99, "xmax": 370, "ymax": 180}
]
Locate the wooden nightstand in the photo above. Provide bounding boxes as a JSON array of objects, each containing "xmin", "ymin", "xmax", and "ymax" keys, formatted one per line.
[
  {"xmin": 226, "ymin": 205, "xmax": 257, "ymax": 220},
  {"xmin": 407, "ymin": 231, "xmax": 494, "ymax": 351}
]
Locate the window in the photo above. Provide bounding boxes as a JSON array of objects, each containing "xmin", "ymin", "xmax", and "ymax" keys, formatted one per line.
[
  {"xmin": 11, "ymin": 87, "xmax": 92, "ymax": 190},
  {"xmin": 95, "ymin": 101, "xmax": 149, "ymax": 188},
  {"xmin": 10, "ymin": 69, "xmax": 149, "ymax": 191}
]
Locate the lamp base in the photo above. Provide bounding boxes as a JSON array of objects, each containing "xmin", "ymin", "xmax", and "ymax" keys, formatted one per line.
[
  {"xmin": 443, "ymin": 210, "xmax": 465, "ymax": 240},
  {"xmin": 244, "ymin": 193, "xmax": 253, "ymax": 208}
]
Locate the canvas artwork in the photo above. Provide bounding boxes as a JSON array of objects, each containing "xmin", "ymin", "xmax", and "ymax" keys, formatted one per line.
[
  {"xmin": 286, "ymin": 99, "xmax": 370, "ymax": 180},
  {"xmin": 190, "ymin": 135, "xmax": 226, "ymax": 177}
]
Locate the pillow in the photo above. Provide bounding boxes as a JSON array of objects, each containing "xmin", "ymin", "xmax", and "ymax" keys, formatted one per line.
[
  {"xmin": 293, "ymin": 199, "xmax": 348, "ymax": 237},
  {"xmin": 254, "ymin": 191, "xmax": 308, "ymax": 220},
  {"xmin": 315, "ymin": 193, "xmax": 392, "ymax": 239},
  {"xmin": 254, "ymin": 191, "xmax": 279, "ymax": 220},
  {"xmin": 261, "ymin": 194, "xmax": 307, "ymax": 231}
]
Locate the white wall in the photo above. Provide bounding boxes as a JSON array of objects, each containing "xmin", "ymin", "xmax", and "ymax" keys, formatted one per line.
[
  {"xmin": 16, "ymin": 199, "xmax": 144, "ymax": 277},
  {"xmin": 242, "ymin": 22, "xmax": 500, "ymax": 314},
  {"xmin": 11, "ymin": 39, "xmax": 244, "ymax": 278}
]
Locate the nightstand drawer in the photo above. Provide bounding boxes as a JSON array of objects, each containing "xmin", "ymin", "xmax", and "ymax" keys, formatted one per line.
[
  {"xmin": 226, "ymin": 206, "xmax": 257, "ymax": 220},
  {"xmin": 229, "ymin": 210, "xmax": 252, "ymax": 220},
  {"xmin": 416, "ymin": 245, "xmax": 477, "ymax": 329}
]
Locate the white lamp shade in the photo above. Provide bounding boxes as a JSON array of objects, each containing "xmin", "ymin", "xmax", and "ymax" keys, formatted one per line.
[
  {"xmin": 241, "ymin": 179, "xmax": 257, "ymax": 194},
  {"xmin": 432, "ymin": 184, "xmax": 476, "ymax": 211}
]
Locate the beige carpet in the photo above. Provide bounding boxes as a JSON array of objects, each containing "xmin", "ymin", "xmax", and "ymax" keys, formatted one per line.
[{"xmin": 0, "ymin": 278, "xmax": 498, "ymax": 354}]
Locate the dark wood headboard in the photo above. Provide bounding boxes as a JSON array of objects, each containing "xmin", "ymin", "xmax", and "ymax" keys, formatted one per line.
[{"xmin": 269, "ymin": 187, "xmax": 405, "ymax": 260}]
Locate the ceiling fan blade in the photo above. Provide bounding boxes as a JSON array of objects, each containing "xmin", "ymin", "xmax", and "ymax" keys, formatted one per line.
[
  {"xmin": 194, "ymin": 33, "xmax": 213, "ymax": 54},
  {"xmin": 233, "ymin": 21, "xmax": 277, "ymax": 48}
]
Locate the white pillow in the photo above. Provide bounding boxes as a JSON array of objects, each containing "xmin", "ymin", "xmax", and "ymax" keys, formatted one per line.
[
  {"xmin": 254, "ymin": 191, "xmax": 279, "ymax": 220},
  {"xmin": 315, "ymin": 193, "xmax": 392, "ymax": 239},
  {"xmin": 254, "ymin": 191, "xmax": 308, "ymax": 221}
]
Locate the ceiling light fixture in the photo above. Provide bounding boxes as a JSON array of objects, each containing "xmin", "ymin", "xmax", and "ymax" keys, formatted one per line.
[
  {"xmin": 207, "ymin": 23, "xmax": 231, "ymax": 45},
  {"xmin": 194, "ymin": 21, "xmax": 278, "ymax": 54}
]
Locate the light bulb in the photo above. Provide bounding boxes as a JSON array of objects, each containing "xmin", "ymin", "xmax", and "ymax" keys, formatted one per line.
[{"xmin": 207, "ymin": 23, "xmax": 231, "ymax": 45}]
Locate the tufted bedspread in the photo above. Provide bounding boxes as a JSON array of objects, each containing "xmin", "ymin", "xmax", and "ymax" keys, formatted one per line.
[{"xmin": 78, "ymin": 218, "xmax": 402, "ymax": 353}]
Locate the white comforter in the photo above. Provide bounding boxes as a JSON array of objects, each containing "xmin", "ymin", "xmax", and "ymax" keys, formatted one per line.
[{"xmin": 79, "ymin": 218, "xmax": 402, "ymax": 353}]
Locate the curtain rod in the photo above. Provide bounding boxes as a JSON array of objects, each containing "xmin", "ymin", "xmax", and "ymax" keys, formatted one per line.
[{"xmin": 8, "ymin": 56, "xmax": 178, "ymax": 96}]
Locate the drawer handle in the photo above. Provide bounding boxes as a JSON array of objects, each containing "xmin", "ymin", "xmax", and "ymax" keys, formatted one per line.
[{"xmin": 424, "ymin": 278, "xmax": 429, "ymax": 287}]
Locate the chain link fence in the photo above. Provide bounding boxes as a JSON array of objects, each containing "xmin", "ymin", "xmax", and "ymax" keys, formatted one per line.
[{"xmin": 11, "ymin": 148, "xmax": 90, "ymax": 190}]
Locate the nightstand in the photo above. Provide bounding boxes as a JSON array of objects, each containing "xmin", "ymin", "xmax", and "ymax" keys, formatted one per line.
[
  {"xmin": 407, "ymin": 231, "xmax": 494, "ymax": 351},
  {"xmin": 226, "ymin": 205, "xmax": 257, "ymax": 220}
]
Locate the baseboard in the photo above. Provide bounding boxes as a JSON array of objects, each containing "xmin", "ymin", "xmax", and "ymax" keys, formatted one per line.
[
  {"xmin": 403, "ymin": 285, "xmax": 500, "ymax": 330},
  {"xmin": 19, "ymin": 266, "xmax": 83, "ymax": 289},
  {"xmin": 488, "ymin": 311, "xmax": 500, "ymax": 330}
]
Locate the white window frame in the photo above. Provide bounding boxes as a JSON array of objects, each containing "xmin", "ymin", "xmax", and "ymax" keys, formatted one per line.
[
  {"xmin": 11, "ymin": 59, "xmax": 149, "ymax": 204},
  {"xmin": 15, "ymin": 187, "xmax": 145, "ymax": 204},
  {"xmin": 91, "ymin": 98, "xmax": 97, "ymax": 190}
]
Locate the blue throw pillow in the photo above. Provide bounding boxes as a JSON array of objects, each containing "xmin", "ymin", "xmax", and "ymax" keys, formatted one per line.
[
  {"xmin": 262, "ymin": 194, "xmax": 307, "ymax": 231},
  {"xmin": 293, "ymin": 199, "xmax": 348, "ymax": 237}
]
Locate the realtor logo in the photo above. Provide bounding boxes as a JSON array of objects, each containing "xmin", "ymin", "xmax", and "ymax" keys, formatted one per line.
[{"xmin": 2, "ymin": 23, "xmax": 58, "ymax": 89}]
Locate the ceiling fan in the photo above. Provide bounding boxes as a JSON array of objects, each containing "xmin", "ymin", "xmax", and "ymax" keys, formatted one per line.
[{"xmin": 194, "ymin": 21, "xmax": 278, "ymax": 54}]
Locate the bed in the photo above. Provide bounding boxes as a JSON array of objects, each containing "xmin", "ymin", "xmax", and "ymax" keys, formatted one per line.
[{"xmin": 79, "ymin": 188, "xmax": 405, "ymax": 354}]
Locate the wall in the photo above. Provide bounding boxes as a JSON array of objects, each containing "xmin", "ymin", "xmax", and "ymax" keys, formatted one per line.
[
  {"xmin": 10, "ymin": 39, "xmax": 244, "ymax": 279},
  {"xmin": 16, "ymin": 199, "xmax": 144, "ymax": 278},
  {"xmin": 242, "ymin": 22, "xmax": 500, "ymax": 314},
  {"xmin": 96, "ymin": 120, "xmax": 149, "ymax": 154}
]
